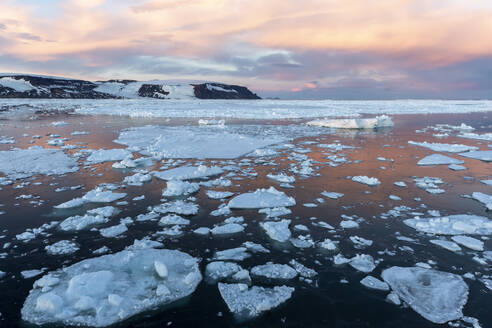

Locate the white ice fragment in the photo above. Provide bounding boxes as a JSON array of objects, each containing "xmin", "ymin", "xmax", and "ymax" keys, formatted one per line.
[
  {"xmin": 218, "ymin": 283, "xmax": 294, "ymax": 319},
  {"xmin": 260, "ymin": 220, "xmax": 291, "ymax": 242},
  {"xmin": 154, "ymin": 261, "xmax": 168, "ymax": 278},
  {"xmin": 450, "ymin": 236, "xmax": 484, "ymax": 251},
  {"xmin": 321, "ymin": 191, "xmax": 344, "ymax": 199},
  {"xmin": 351, "ymin": 176, "xmax": 380, "ymax": 186},
  {"xmin": 404, "ymin": 215, "xmax": 492, "ymax": 235},
  {"xmin": 251, "ymin": 263, "xmax": 297, "ymax": 280},
  {"xmin": 430, "ymin": 239, "xmax": 462, "ymax": 252},
  {"xmin": 162, "ymin": 180, "xmax": 199, "ymax": 196},
  {"xmin": 307, "ymin": 115, "xmax": 393, "ymax": 129},
  {"xmin": 22, "ymin": 249, "xmax": 201, "ymax": 327},
  {"xmin": 417, "ymin": 154, "xmax": 463, "ymax": 166},
  {"xmin": 408, "ymin": 141, "xmax": 478, "ymax": 153},
  {"xmin": 86, "ymin": 149, "xmax": 132, "ymax": 164},
  {"xmin": 459, "ymin": 150, "xmax": 492, "ymax": 162},
  {"xmin": 45, "ymin": 240, "xmax": 79, "ymax": 255},
  {"xmin": 360, "ymin": 276, "xmax": 389, "ymax": 291},
  {"xmin": 211, "ymin": 223, "xmax": 245, "ymax": 235},
  {"xmin": 349, "ymin": 254, "xmax": 376, "ymax": 273},
  {"xmin": 381, "ymin": 266, "xmax": 468, "ymax": 324},
  {"xmin": 154, "ymin": 165, "xmax": 223, "ymax": 180},
  {"xmin": 229, "ymin": 187, "xmax": 295, "ymax": 209}
]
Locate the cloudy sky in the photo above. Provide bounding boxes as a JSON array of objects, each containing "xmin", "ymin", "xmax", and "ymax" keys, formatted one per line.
[{"xmin": 1, "ymin": 0, "xmax": 491, "ymax": 99}]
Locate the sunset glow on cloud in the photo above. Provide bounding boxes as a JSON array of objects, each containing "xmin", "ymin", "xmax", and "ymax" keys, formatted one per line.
[{"xmin": 1, "ymin": 0, "xmax": 491, "ymax": 98}]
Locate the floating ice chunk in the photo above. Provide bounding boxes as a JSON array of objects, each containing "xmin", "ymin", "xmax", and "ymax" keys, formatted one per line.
[
  {"xmin": 159, "ymin": 214, "xmax": 190, "ymax": 226},
  {"xmin": 123, "ymin": 172, "xmax": 152, "ymax": 186},
  {"xmin": 45, "ymin": 240, "xmax": 79, "ymax": 255},
  {"xmin": 321, "ymin": 191, "xmax": 344, "ymax": 199},
  {"xmin": 404, "ymin": 215, "xmax": 492, "ymax": 235},
  {"xmin": 154, "ymin": 165, "xmax": 223, "ymax": 181},
  {"xmin": 193, "ymin": 227, "xmax": 210, "ymax": 235},
  {"xmin": 448, "ymin": 164, "xmax": 467, "ymax": 171},
  {"xmin": 229, "ymin": 187, "xmax": 295, "ymax": 209},
  {"xmin": 87, "ymin": 206, "xmax": 117, "ymax": 218},
  {"xmin": 251, "ymin": 263, "xmax": 297, "ymax": 280},
  {"xmin": 417, "ymin": 154, "xmax": 463, "ymax": 166},
  {"xmin": 86, "ymin": 149, "xmax": 132, "ymax": 164},
  {"xmin": 260, "ymin": 220, "xmax": 291, "ymax": 242},
  {"xmin": 349, "ymin": 254, "xmax": 376, "ymax": 273},
  {"xmin": 414, "ymin": 177, "xmax": 445, "ymax": 194},
  {"xmin": 205, "ymin": 262, "xmax": 243, "ymax": 282},
  {"xmin": 430, "ymin": 239, "xmax": 462, "ymax": 252},
  {"xmin": 22, "ymin": 249, "xmax": 201, "ymax": 327},
  {"xmin": 59, "ymin": 214, "xmax": 109, "ymax": 231},
  {"xmin": 459, "ymin": 150, "xmax": 492, "ymax": 162},
  {"xmin": 162, "ymin": 180, "xmax": 199, "ymax": 196},
  {"xmin": 319, "ymin": 238, "xmax": 338, "ymax": 250},
  {"xmin": 307, "ymin": 115, "xmax": 393, "ymax": 129},
  {"xmin": 0, "ymin": 136, "xmax": 15, "ymax": 144},
  {"xmin": 21, "ymin": 269, "xmax": 46, "ymax": 279},
  {"xmin": 114, "ymin": 125, "xmax": 286, "ymax": 159},
  {"xmin": 480, "ymin": 179, "xmax": 492, "ymax": 186},
  {"xmin": 0, "ymin": 147, "xmax": 78, "ymax": 179},
  {"xmin": 381, "ymin": 266, "xmax": 468, "ymax": 324},
  {"xmin": 55, "ymin": 188, "xmax": 126, "ymax": 209},
  {"xmin": 242, "ymin": 242, "xmax": 270, "ymax": 253},
  {"xmin": 352, "ymin": 176, "xmax": 381, "ymax": 186},
  {"xmin": 288, "ymin": 260, "xmax": 317, "ymax": 278},
  {"xmin": 99, "ymin": 223, "xmax": 128, "ymax": 238},
  {"xmin": 218, "ymin": 283, "xmax": 294, "ymax": 319},
  {"xmin": 450, "ymin": 236, "xmax": 484, "ymax": 251},
  {"xmin": 153, "ymin": 200, "xmax": 199, "ymax": 216},
  {"xmin": 213, "ymin": 247, "xmax": 250, "ymax": 261},
  {"xmin": 258, "ymin": 207, "xmax": 291, "ymax": 218},
  {"xmin": 340, "ymin": 220, "xmax": 359, "ymax": 229},
  {"xmin": 471, "ymin": 192, "xmax": 492, "ymax": 210},
  {"xmin": 408, "ymin": 141, "xmax": 478, "ymax": 153},
  {"xmin": 206, "ymin": 190, "xmax": 234, "ymax": 199},
  {"xmin": 394, "ymin": 181, "xmax": 407, "ymax": 187},
  {"xmin": 458, "ymin": 132, "xmax": 492, "ymax": 142},
  {"xmin": 350, "ymin": 236, "xmax": 373, "ymax": 248},
  {"xmin": 266, "ymin": 173, "xmax": 295, "ymax": 183},
  {"xmin": 360, "ymin": 276, "xmax": 389, "ymax": 291},
  {"xmin": 211, "ymin": 223, "xmax": 245, "ymax": 235}
]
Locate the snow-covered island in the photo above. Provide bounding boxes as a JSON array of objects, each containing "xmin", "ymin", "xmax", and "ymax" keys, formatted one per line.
[{"xmin": 0, "ymin": 74, "xmax": 261, "ymax": 100}]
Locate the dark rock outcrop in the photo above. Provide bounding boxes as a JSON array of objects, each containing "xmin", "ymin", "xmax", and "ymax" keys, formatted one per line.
[
  {"xmin": 137, "ymin": 84, "xmax": 170, "ymax": 98},
  {"xmin": 193, "ymin": 83, "xmax": 260, "ymax": 99}
]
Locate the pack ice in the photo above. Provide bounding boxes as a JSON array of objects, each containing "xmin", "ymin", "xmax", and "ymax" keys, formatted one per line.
[
  {"xmin": 306, "ymin": 115, "xmax": 393, "ymax": 129},
  {"xmin": 381, "ymin": 266, "xmax": 469, "ymax": 324},
  {"xmin": 218, "ymin": 283, "xmax": 294, "ymax": 319},
  {"xmin": 0, "ymin": 147, "xmax": 78, "ymax": 179},
  {"xmin": 417, "ymin": 154, "xmax": 463, "ymax": 166},
  {"xmin": 22, "ymin": 249, "xmax": 201, "ymax": 327},
  {"xmin": 228, "ymin": 187, "xmax": 295, "ymax": 209},
  {"xmin": 114, "ymin": 125, "xmax": 285, "ymax": 159},
  {"xmin": 404, "ymin": 214, "xmax": 492, "ymax": 235}
]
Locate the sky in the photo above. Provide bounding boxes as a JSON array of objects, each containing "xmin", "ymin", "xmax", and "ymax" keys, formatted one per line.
[{"xmin": 0, "ymin": 0, "xmax": 491, "ymax": 99}]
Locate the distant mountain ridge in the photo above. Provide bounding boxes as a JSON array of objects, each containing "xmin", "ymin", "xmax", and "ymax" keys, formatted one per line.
[{"xmin": 0, "ymin": 74, "xmax": 261, "ymax": 99}]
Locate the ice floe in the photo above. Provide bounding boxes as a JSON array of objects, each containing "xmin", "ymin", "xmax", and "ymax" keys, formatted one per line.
[
  {"xmin": 22, "ymin": 249, "xmax": 201, "ymax": 327},
  {"xmin": 0, "ymin": 147, "xmax": 78, "ymax": 179},
  {"xmin": 55, "ymin": 187, "xmax": 126, "ymax": 209},
  {"xmin": 459, "ymin": 150, "xmax": 492, "ymax": 162},
  {"xmin": 154, "ymin": 165, "xmax": 223, "ymax": 181},
  {"xmin": 381, "ymin": 266, "xmax": 468, "ymax": 324},
  {"xmin": 162, "ymin": 180, "xmax": 199, "ymax": 196},
  {"xmin": 228, "ymin": 187, "xmax": 295, "ymax": 209},
  {"xmin": 417, "ymin": 154, "xmax": 464, "ymax": 166},
  {"xmin": 251, "ymin": 263, "xmax": 298, "ymax": 280},
  {"xmin": 86, "ymin": 149, "xmax": 132, "ymax": 164},
  {"xmin": 404, "ymin": 214, "xmax": 492, "ymax": 235},
  {"xmin": 360, "ymin": 276, "xmax": 389, "ymax": 291},
  {"xmin": 450, "ymin": 235, "xmax": 484, "ymax": 251},
  {"xmin": 45, "ymin": 240, "xmax": 79, "ymax": 255},
  {"xmin": 408, "ymin": 141, "xmax": 478, "ymax": 153},
  {"xmin": 218, "ymin": 283, "xmax": 294, "ymax": 319},
  {"xmin": 471, "ymin": 192, "xmax": 492, "ymax": 210},
  {"xmin": 260, "ymin": 220, "xmax": 291, "ymax": 242},
  {"xmin": 307, "ymin": 115, "xmax": 393, "ymax": 129},
  {"xmin": 351, "ymin": 176, "xmax": 381, "ymax": 186}
]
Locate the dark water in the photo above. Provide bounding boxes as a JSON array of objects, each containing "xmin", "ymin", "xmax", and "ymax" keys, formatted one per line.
[{"xmin": 0, "ymin": 112, "xmax": 491, "ymax": 328}]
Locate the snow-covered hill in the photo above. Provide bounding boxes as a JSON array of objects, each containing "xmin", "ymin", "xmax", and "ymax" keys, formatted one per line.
[{"xmin": 0, "ymin": 74, "xmax": 260, "ymax": 99}]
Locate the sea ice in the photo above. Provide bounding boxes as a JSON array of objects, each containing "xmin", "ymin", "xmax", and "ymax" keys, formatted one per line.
[
  {"xmin": 417, "ymin": 154, "xmax": 463, "ymax": 166},
  {"xmin": 21, "ymin": 249, "xmax": 201, "ymax": 327},
  {"xmin": 206, "ymin": 190, "xmax": 234, "ymax": 199},
  {"xmin": 321, "ymin": 191, "xmax": 344, "ymax": 199},
  {"xmin": 404, "ymin": 215, "xmax": 492, "ymax": 235},
  {"xmin": 213, "ymin": 247, "xmax": 250, "ymax": 261},
  {"xmin": 205, "ymin": 262, "xmax": 243, "ymax": 282},
  {"xmin": 0, "ymin": 147, "xmax": 78, "ymax": 179},
  {"xmin": 45, "ymin": 240, "xmax": 79, "ymax": 255},
  {"xmin": 430, "ymin": 239, "xmax": 462, "ymax": 252},
  {"xmin": 260, "ymin": 220, "xmax": 291, "ymax": 242},
  {"xmin": 153, "ymin": 200, "xmax": 199, "ymax": 216},
  {"xmin": 360, "ymin": 276, "xmax": 389, "ymax": 291},
  {"xmin": 228, "ymin": 187, "xmax": 295, "ymax": 209},
  {"xmin": 55, "ymin": 188, "xmax": 126, "ymax": 209},
  {"xmin": 349, "ymin": 254, "xmax": 376, "ymax": 273},
  {"xmin": 86, "ymin": 149, "xmax": 132, "ymax": 164},
  {"xmin": 60, "ymin": 214, "xmax": 109, "ymax": 231},
  {"xmin": 251, "ymin": 263, "xmax": 298, "ymax": 280},
  {"xmin": 471, "ymin": 192, "xmax": 492, "ymax": 210},
  {"xmin": 408, "ymin": 141, "xmax": 478, "ymax": 153},
  {"xmin": 381, "ymin": 266, "xmax": 468, "ymax": 324},
  {"xmin": 211, "ymin": 223, "xmax": 245, "ymax": 235},
  {"xmin": 154, "ymin": 165, "xmax": 223, "ymax": 181},
  {"xmin": 218, "ymin": 283, "xmax": 294, "ymax": 319},
  {"xmin": 450, "ymin": 236, "xmax": 484, "ymax": 251},
  {"xmin": 266, "ymin": 173, "xmax": 295, "ymax": 183},
  {"xmin": 307, "ymin": 115, "xmax": 394, "ymax": 129},
  {"xmin": 162, "ymin": 180, "xmax": 199, "ymax": 196},
  {"xmin": 459, "ymin": 150, "xmax": 492, "ymax": 162},
  {"xmin": 351, "ymin": 176, "xmax": 381, "ymax": 186}
]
